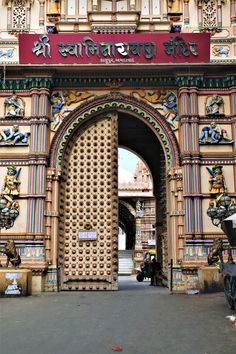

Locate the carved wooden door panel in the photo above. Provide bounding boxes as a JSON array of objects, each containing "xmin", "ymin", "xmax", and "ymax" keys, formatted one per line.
[{"xmin": 58, "ymin": 113, "xmax": 118, "ymax": 290}]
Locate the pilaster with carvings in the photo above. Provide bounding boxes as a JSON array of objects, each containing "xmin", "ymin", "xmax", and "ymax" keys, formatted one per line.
[
  {"xmin": 167, "ymin": 168, "xmax": 184, "ymax": 265},
  {"xmin": 230, "ymin": 0, "xmax": 236, "ymax": 24},
  {"xmin": 38, "ymin": 0, "xmax": 45, "ymax": 26},
  {"xmin": 183, "ymin": 0, "xmax": 190, "ymax": 24}
]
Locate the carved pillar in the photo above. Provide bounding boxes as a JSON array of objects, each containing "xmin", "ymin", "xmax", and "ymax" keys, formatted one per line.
[
  {"xmin": 45, "ymin": 169, "xmax": 60, "ymax": 267},
  {"xmin": 197, "ymin": 0, "xmax": 203, "ymax": 29},
  {"xmin": 130, "ymin": 0, "xmax": 136, "ymax": 10},
  {"xmin": 183, "ymin": 0, "xmax": 190, "ymax": 25},
  {"xmin": 6, "ymin": 1, "xmax": 12, "ymax": 32},
  {"xmin": 167, "ymin": 169, "xmax": 184, "ymax": 265},
  {"xmin": 217, "ymin": 0, "xmax": 222, "ymax": 28},
  {"xmin": 162, "ymin": 0, "xmax": 168, "ymax": 20},
  {"xmin": 51, "ymin": 171, "xmax": 60, "ymax": 267},
  {"xmin": 179, "ymin": 87, "xmax": 194, "ymax": 236},
  {"xmin": 26, "ymin": 0, "xmax": 31, "ymax": 30},
  {"xmin": 60, "ymin": 0, "xmax": 66, "ymax": 20},
  {"xmin": 92, "ymin": 0, "xmax": 98, "ymax": 11},
  {"xmin": 45, "ymin": 172, "xmax": 53, "ymax": 264},
  {"xmin": 231, "ymin": 90, "xmax": 236, "ymax": 151},
  {"xmin": 231, "ymin": 0, "xmax": 236, "ymax": 24},
  {"xmin": 38, "ymin": 0, "xmax": 45, "ymax": 26}
]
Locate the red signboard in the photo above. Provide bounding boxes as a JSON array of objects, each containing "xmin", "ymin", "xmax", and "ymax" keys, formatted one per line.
[{"xmin": 19, "ymin": 33, "xmax": 210, "ymax": 65}]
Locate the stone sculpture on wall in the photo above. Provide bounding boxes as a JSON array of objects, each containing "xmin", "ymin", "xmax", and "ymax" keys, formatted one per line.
[
  {"xmin": 168, "ymin": 0, "xmax": 181, "ymax": 13},
  {"xmin": 50, "ymin": 91, "xmax": 66, "ymax": 131},
  {"xmin": 212, "ymin": 46, "xmax": 230, "ymax": 58},
  {"xmin": 0, "ymin": 240, "xmax": 21, "ymax": 267},
  {"xmin": 0, "ymin": 166, "xmax": 20, "ymax": 229},
  {"xmin": 0, "ymin": 125, "xmax": 30, "ymax": 145},
  {"xmin": 131, "ymin": 90, "xmax": 178, "ymax": 130},
  {"xmin": 4, "ymin": 94, "xmax": 24, "ymax": 117},
  {"xmin": 50, "ymin": 90, "xmax": 94, "ymax": 131},
  {"xmin": 159, "ymin": 92, "xmax": 178, "ymax": 130},
  {"xmin": 199, "ymin": 122, "xmax": 233, "ymax": 144},
  {"xmin": 206, "ymin": 95, "xmax": 224, "ymax": 115},
  {"xmin": 207, "ymin": 165, "xmax": 226, "ymax": 198}
]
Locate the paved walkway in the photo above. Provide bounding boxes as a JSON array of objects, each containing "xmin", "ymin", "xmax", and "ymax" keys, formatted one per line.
[{"xmin": 0, "ymin": 275, "xmax": 235, "ymax": 354}]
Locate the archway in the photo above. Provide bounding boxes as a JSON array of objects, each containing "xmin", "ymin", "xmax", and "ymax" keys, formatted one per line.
[{"xmin": 49, "ymin": 93, "xmax": 180, "ymax": 290}]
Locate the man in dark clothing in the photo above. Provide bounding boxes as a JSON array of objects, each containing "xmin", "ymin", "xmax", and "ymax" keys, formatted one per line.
[{"xmin": 150, "ymin": 257, "xmax": 162, "ymax": 286}]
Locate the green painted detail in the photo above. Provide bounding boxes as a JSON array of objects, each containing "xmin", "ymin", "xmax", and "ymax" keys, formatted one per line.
[
  {"xmin": 0, "ymin": 77, "xmax": 53, "ymax": 90},
  {"xmin": 211, "ymin": 38, "xmax": 236, "ymax": 43},
  {"xmin": 1, "ymin": 74, "xmax": 235, "ymax": 91},
  {"xmin": 56, "ymin": 101, "xmax": 173, "ymax": 169},
  {"xmin": 176, "ymin": 75, "xmax": 236, "ymax": 88}
]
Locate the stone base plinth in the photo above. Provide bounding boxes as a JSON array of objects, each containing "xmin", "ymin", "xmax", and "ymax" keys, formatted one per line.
[
  {"xmin": 198, "ymin": 266, "xmax": 223, "ymax": 293},
  {"xmin": 0, "ymin": 268, "xmax": 32, "ymax": 296}
]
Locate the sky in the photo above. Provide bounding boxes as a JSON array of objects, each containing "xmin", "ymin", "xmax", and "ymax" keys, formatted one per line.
[{"xmin": 118, "ymin": 147, "xmax": 139, "ymax": 183}]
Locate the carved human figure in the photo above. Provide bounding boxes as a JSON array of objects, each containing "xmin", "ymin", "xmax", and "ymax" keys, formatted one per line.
[
  {"xmin": 50, "ymin": 92, "xmax": 66, "ymax": 131},
  {"xmin": 1, "ymin": 166, "xmax": 21, "ymax": 210},
  {"xmin": 168, "ymin": 0, "xmax": 181, "ymax": 13},
  {"xmin": 48, "ymin": 0, "xmax": 60, "ymax": 14},
  {"xmin": 208, "ymin": 165, "xmax": 226, "ymax": 197},
  {"xmin": 206, "ymin": 95, "xmax": 224, "ymax": 115},
  {"xmin": 160, "ymin": 92, "xmax": 178, "ymax": 130},
  {"xmin": 199, "ymin": 122, "xmax": 232, "ymax": 144},
  {"xmin": 0, "ymin": 125, "xmax": 30, "ymax": 145},
  {"xmin": 4, "ymin": 95, "xmax": 24, "ymax": 117}
]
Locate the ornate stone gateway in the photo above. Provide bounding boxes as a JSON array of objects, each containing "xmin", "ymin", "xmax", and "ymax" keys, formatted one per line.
[{"xmin": 58, "ymin": 113, "xmax": 118, "ymax": 290}]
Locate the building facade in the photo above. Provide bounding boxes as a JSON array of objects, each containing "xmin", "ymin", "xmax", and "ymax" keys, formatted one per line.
[{"xmin": 0, "ymin": 0, "xmax": 235, "ymax": 292}]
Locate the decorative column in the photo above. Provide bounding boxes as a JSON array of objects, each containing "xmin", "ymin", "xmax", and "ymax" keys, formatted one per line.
[
  {"xmin": 183, "ymin": 0, "xmax": 190, "ymax": 25},
  {"xmin": 167, "ymin": 168, "xmax": 185, "ymax": 292},
  {"xmin": 230, "ymin": 0, "xmax": 236, "ymax": 24},
  {"xmin": 26, "ymin": 0, "xmax": 31, "ymax": 30},
  {"xmin": 6, "ymin": 0, "xmax": 12, "ymax": 32},
  {"xmin": 179, "ymin": 86, "xmax": 194, "ymax": 236},
  {"xmin": 60, "ymin": 0, "xmax": 66, "ymax": 20},
  {"xmin": 38, "ymin": 0, "xmax": 45, "ymax": 26},
  {"xmin": 217, "ymin": 0, "xmax": 223, "ymax": 29},
  {"xmin": 130, "ymin": 0, "xmax": 136, "ymax": 10},
  {"xmin": 162, "ymin": 0, "xmax": 168, "ymax": 20},
  {"xmin": 92, "ymin": 0, "xmax": 98, "ymax": 11},
  {"xmin": 44, "ymin": 168, "xmax": 60, "ymax": 291},
  {"xmin": 197, "ymin": 0, "xmax": 203, "ymax": 30}
]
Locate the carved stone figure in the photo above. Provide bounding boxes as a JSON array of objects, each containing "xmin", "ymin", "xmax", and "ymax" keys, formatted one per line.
[
  {"xmin": 160, "ymin": 92, "xmax": 178, "ymax": 130},
  {"xmin": 212, "ymin": 46, "xmax": 230, "ymax": 58},
  {"xmin": 131, "ymin": 90, "xmax": 178, "ymax": 130},
  {"xmin": 50, "ymin": 92, "xmax": 67, "ymax": 131},
  {"xmin": 4, "ymin": 94, "xmax": 24, "ymax": 117},
  {"xmin": 1, "ymin": 166, "xmax": 20, "ymax": 210},
  {"xmin": 207, "ymin": 238, "xmax": 224, "ymax": 265},
  {"xmin": 168, "ymin": 0, "xmax": 181, "ymax": 13},
  {"xmin": 63, "ymin": 91, "xmax": 94, "ymax": 106},
  {"xmin": 199, "ymin": 122, "xmax": 233, "ymax": 144},
  {"xmin": 0, "ymin": 125, "xmax": 30, "ymax": 145},
  {"xmin": 207, "ymin": 165, "xmax": 225, "ymax": 198},
  {"xmin": 0, "ymin": 240, "xmax": 21, "ymax": 267},
  {"xmin": 206, "ymin": 95, "xmax": 224, "ymax": 115},
  {"xmin": 48, "ymin": 0, "xmax": 61, "ymax": 14}
]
